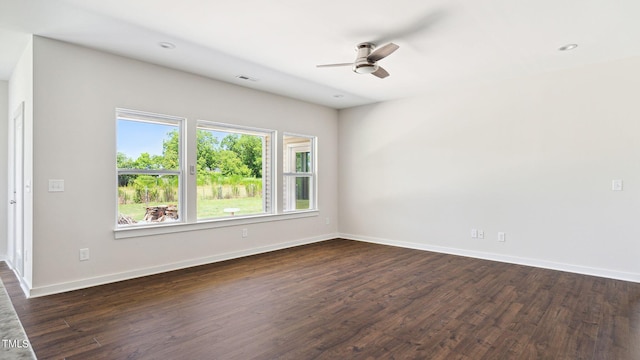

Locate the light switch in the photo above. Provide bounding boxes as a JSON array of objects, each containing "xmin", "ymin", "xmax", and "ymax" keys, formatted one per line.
[{"xmin": 48, "ymin": 179, "xmax": 64, "ymax": 192}]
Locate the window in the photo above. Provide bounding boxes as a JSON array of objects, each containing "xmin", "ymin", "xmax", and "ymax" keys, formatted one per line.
[
  {"xmin": 116, "ymin": 109, "xmax": 183, "ymax": 226},
  {"xmin": 115, "ymin": 109, "xmax": 318, "ymax": 237},
  {"xmin": 283, "ymin": 134, "xmax": 316, "ymax": 211},
  {"xmin": 196, "ymin": 121, "xmax": 274, "ymax": 220}
]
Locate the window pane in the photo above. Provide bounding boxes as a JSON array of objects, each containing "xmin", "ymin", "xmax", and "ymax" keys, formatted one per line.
[
  {"xmin": 284, "ymin": 135, "xmax": 312, "ymax": 174},
  {"xmin": 117, "ymin": 174, "xmax": 180, "ymax": 225},
  {"xmin": 196, "ymin": 124, "xmax": 271, "ymax": 219},
  {"xmin": 294, "ymin": 177, "xmax": 311, "ymax": 210},
  {"xmin": 296, "ymin": 152, "xmax": 311, "ymax": 172},
  {"xmin": 117, "ymin": 119, "xmax": 179, "ymax": 170}
]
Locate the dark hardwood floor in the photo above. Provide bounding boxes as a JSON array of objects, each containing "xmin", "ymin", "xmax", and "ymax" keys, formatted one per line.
[{"xmin": 1, "ymin": 239, "xmax": 639, "ymax": 359}]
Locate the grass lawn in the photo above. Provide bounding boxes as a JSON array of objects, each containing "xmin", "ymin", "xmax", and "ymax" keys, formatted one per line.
[
  {"xmin": 197, "ymin": 197, "xmax": 264, "ymax": 219},
  {"xmin": 118, "ymin": 197, "xmax": 264, "ymax": 222},
  {"xmin": 119, "ymin": 182, "xmax": 312, "ymax": 223}
]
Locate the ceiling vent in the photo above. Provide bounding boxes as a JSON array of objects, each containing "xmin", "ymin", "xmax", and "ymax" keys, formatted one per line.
[{"xmin": 236, "ymin": 75, "xmax": 258, "ymax": 82}]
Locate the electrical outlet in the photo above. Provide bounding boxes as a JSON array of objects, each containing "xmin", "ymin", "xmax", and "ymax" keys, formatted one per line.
[
  {"xmin": 471, "ymin": 229, "xmax": 478, "ymax": 238},
  {"xmin": 612, "ymin": 179, "xmax": 623, "ymax": 191},
  {"xmin": 498, "ymin": 232, "xmax": 506, "ymax": 242},
  {"xmin": 242, "ymin": 228, "xmax": 248, "ymax": 238},
  {"xmin": 79, "ymin": 248, "xmax": 90, "ymax": 261},
  {"xmin": 325, "ymin": 217, "xmax": 331, "ymax": 225},
  {"xmin": 478, "ymin": 230, "xmax": 484, "ymax": 239}
]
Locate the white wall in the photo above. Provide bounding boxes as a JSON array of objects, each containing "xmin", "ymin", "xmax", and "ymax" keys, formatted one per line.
[
  {"xmin": 29, "ymin": 37, "xmax": 338, "ymax": 296},
  {"xmin": 339, "ymin": 56, "xmax": 640, "ymax": 281},
  {"xmin": 0, "ymin": 80, "xmax": 7, "ymax": 260}
]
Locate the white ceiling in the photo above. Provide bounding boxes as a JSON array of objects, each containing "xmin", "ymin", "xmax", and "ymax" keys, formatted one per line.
[{"xmin": 1, "ymin": 0, "xmax": 640, "ymax": 109}]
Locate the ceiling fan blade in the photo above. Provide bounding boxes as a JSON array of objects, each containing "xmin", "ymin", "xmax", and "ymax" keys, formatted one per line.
[
  {"xmin": 371, "ymin": 66, "xmax": 390, "ymax": 79},
  {"xmin": 370, "ymin": 9, "xmax": 447, "ymax": 45},
  {"xmin": 367, "ymin": 43, "xmax": 399, "ymax": 62},
  {"xmin": 316, "ymin": 63, "xmax": 353, "ymax": 68}
]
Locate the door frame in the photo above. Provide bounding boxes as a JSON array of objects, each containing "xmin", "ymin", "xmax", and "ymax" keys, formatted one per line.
[{"xmin": 9, "ymin": 101, "xmax": 25, "ymax": 276}]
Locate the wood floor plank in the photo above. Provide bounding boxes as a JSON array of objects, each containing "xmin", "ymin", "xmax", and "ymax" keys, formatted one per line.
[{"xmin": 1, "ymin": 239, "xmax": 639, "ymax": 359}]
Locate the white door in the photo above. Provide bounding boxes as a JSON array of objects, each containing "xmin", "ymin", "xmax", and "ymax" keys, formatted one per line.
[{"xmin": 10, "ymin": 103, "xmax": 25, "ymax": 276}]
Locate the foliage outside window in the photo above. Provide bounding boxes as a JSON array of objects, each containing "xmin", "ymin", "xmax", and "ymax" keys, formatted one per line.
[
  {"xmin": 196, "ymin": 121, "xmax": 273, "ymax": 219},
  {"xmin": 283, "ymin": 134, "xmax": 316, "ymax": 211},
  {"xmin": 116, "ymin": 109, "xmax": 183, "ymax": 226}
]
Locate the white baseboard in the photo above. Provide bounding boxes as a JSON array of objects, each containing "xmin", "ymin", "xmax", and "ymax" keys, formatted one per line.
[
  {"xmin": 26, "ymin": 232, "xmax": 639, "ymax": 297},
  {"xmin": 17, "ymin": 273, "xmax": 32, "ymax": 298},
  {"xmin": 29, "ymin": 233, "xmax": 338, "ymax": 298},
  {"xmin": 1, "ymin": 259, "xmax": 33, "ymax": 297},
  {"xmin": 340, "ymin": 233, "xmax": 640, "ymax": 284}
]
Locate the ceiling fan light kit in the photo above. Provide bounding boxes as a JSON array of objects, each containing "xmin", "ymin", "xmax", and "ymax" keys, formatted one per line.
[
  {"xmin": 317, "ymin": 42, "xmax": 399, "ymax": 79},
  {"xmin": 354, "ymin": 63, "xmax": 378, "ymax": 74}
]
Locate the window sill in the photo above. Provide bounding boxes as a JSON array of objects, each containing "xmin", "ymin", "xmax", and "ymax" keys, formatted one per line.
[{"xmin": 114, "ymin": 210, "xmax": 319, "ymax": 239}]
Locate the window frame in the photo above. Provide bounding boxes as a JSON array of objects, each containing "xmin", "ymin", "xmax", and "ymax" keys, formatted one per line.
[
  {"xmin": 195, "ymin": 120, "xmax": 276, "ymax": 221},
  {"xmin": 115, "ymin": 108, "xmax": 185, "ymax": 228},
  {"xmin": 283, "ymin": 133, "xmax": 317, "ymax": 212}
]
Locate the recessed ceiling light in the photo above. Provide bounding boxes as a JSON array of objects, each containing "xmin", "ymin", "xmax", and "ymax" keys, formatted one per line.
[
  {"xmin": 158, "ymin": 42, "xmax": 176, "ymax": 50},
  {"xmin": 558, "ymin": 43, "xmax": 578, "ymax": 51}
]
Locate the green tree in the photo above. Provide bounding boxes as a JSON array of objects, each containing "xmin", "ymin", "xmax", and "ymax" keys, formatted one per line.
[
  {"xmin": 150, "ymin": 129, "xmax": 260, "ymax": 178},
  {"xmin": 221, "ymin": 134, "xmax": 263, "ymax": 178},
  {"xmin": 163, "ymin": 129, "xmax": 218, "ymax": 171},
  {"xmin": 116, "ymin": 152, "xmax": 135, "ymax": 168},
  {"xmin": 133, "ymin": 153, "xmax": 162, "ymax": 170},
  {"xmin": 116, "ymin": 152, "xmax": 136, "ymax": 186},
  {"xmin": 196, "ymin": 130, "xmax": 218, "ymax": 172},
  {"xmin": 162, "ymin": 130, "xmax": 180, "ymax": 170},
  {"xmin": 133, "ymin": 175, "xmax": 158, "ymax": 203},
  {"xmin": 214, "ymin": 150, "xmax": 251, "ymax": 177},
  {"xmin": 220, "ymin": 134, "xmax": 238, "ymax": 151}
]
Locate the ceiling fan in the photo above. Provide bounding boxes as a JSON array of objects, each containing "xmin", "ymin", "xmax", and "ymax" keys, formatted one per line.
[{"xmin": 316, "ymin": 42, "xmax": 399, "ymax": 79}]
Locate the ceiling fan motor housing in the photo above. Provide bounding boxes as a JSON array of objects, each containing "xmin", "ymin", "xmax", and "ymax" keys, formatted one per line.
[{"xmin": 353, "ymin": 42, "xmax": 378, "ymax": 74}]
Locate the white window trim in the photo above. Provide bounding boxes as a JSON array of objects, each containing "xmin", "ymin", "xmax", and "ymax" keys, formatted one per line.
[
  {"xmin": 195, "ymin": 120, "xmax": 276, "ymax": 219},
  {"xmin": 114, "ymin": 210, "xmax": 319, "ymax": 239},
  {"xmin": 283, "ymin": 133, "xmax": 317, "ymax": 212}
]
